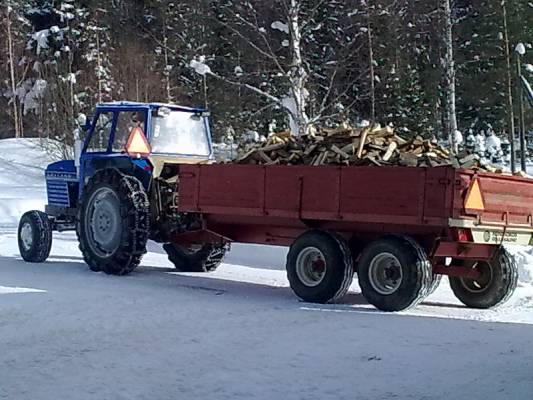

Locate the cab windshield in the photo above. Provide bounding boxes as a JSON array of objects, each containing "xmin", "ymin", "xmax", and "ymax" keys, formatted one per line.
[{"xmin": 149, "ymin": 110, "xmax": 211, "ymax": 156}]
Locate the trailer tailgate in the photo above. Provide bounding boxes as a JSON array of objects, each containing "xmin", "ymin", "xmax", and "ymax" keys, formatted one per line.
[{"xmin": 452, "ymin": 170, "xmax": 533, "ymax": 244}]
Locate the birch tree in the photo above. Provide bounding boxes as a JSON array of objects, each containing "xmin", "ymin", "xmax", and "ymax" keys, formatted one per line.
[
  {"xmin": 442, "ymin": 0, "xmax": 458, "ymax": 152},
  {"xmin": 365, "ymin": 1, "xmax": 376, "ymax": 122},
  {"xmin": 191, "ymin": 0, "xmax": 368, "ymax": 136},
  {"xmin": 501, "ymin": 0, "xmax": 516, "ymax": 171}
]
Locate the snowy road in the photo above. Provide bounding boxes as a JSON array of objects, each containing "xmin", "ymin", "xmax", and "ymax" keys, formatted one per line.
[
  {"xmin": 1, "ymin": 232, "xmax": 533, "ymax": 399},
  {"xmin": 1, "ymin": 139, "xmax": 532, "ymax": 399}
]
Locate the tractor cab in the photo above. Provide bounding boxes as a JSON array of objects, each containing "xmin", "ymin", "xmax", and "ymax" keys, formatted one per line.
[
  {"xmin": 42, "ymin": 102, "xmax": 214, "ymax": 226},
  {"xmin": 79, "ymin": 102, "xmax": 214, "ymax": 176}
]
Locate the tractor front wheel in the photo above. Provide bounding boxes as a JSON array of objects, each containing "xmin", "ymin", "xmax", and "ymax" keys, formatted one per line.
[
  {"xmin": 18, "ymin": 210, "xmax": 53, "ymax": 263},
  {"xmin": 77, "ymin": 170, "xmax": 149, "ymax": 275}
]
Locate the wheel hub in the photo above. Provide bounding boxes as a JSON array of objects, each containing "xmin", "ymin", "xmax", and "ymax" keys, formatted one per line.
[
  {"xmin": 368, "ymin": 253, "xmax": 403, "ymax": 295},
  {"xmin": 85, "ymin": 187, "xmax": 121, "ymax": 257},
  {"xmin": 460, "ymin": 261, "xmax": 493, "ymax": 293},
  {"xmin": 20, "ymin": 222, "xmax": 33, "ymax": 251},
  {"xmin": 295, "ymin": 247, "xmax": 327, "ymax": 287}
]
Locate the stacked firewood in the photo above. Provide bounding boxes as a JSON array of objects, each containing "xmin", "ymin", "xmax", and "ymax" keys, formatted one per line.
[{"xmin": 235, "ymin": 125, "xmax": 500, "ymax": 172}]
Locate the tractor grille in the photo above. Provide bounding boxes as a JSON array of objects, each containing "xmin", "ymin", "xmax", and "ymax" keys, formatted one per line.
[{"xmin": 46, "ymin": 180, "xmax": 71, "ymax": 207}]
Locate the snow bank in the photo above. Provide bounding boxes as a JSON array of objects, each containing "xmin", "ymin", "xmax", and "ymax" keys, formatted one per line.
[
  {"xmin": 507, "ymin": 245, "xmax": 533, "ymax": 286},
  {"xmin": 0, "ymin": 138, "xmax": 58, "ymax": 226}
]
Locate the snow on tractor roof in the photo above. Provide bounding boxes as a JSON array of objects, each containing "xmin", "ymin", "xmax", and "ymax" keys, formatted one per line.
[{"xmin": 96, "ymin": 101, "xmax": 206, "ymax": 113}]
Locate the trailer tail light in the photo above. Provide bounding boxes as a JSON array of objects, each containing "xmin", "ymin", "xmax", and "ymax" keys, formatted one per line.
[
  {"xmin": 125, "ymin": 127, "xmax": 151, "ymax": 158},
  {"xmin": 464, "ymin": 178, "xmax": 485, "ymax": 212},
  {"xmin": 455, "ymin": 228, "xmax": 472, "ymax": 242}
]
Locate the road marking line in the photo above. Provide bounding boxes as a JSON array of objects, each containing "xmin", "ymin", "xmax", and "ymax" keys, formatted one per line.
[{"xmin": 0, "ymin": 286, "xmax": 46, "ymax": 295}]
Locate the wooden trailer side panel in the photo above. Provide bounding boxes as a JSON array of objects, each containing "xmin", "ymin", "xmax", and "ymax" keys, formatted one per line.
[{"xmin": 178, "ymin": 164, "xmax": 452, "ymax": 228}]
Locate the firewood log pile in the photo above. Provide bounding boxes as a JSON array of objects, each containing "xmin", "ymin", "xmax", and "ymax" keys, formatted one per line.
[{"xmin": 235, "ymin": 125, "xmax": 502, "ymax": 172}]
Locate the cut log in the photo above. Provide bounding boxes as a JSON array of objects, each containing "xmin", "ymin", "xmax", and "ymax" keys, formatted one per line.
[
  {"xmin": 257, "ymin": 151, "xmax": 273, "ymax": 164},
  {"xmin": 331, "ymin": 145, "xmax": 350, "ymax": 159},
  {"xmin": 399, "ymin": 153, "xmax": 418, "ymax": 167},
  {"xmin": 357, "ymin": 128, "xmax": 370, "ymax": 159},
  {"xmin": 259, "ymin": 143, "xmax": 286, "ymax": 152},
  {"xmin": 382, "ymin": 142, "xmax": 398, "ymax": 162},
  {"xmin": 233, "ymin": 123, "xmax": 500, "ymax": 173},
  {"xmin": 238, "ymin": 149, "xmax": 257, "ymax": 163}
]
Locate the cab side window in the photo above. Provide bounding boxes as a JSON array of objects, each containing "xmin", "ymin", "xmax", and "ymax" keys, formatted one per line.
[
  {"xmin": 113, "ymin": 111, "xmax": 146, "ymax": 152},
  {"xmin": 86, "ymin": 112, "xmax": 114, "ymax": 153}
]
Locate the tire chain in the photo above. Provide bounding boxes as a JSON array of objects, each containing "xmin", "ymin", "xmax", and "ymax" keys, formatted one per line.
[
  {"xmin": 330, "ymin": 233, "xmax": 354, "ymax": 303},
  {"xmin": 202, "ymin": 243, "xmax": 229, "ymax": 272},
  {"xmin": 121, "ymin": 175, "xmax": 150, "ymax": 257},
  {"xmin": 398, "ymin": 235, "xmax": 433, "ymax": 309},
  {"xmin": 77, "ymin": 170, "xmax": 149, "ymax": 275},
  {"xmin": 495, "ymin": 248, "xmax": 519, "ymax": 307}
]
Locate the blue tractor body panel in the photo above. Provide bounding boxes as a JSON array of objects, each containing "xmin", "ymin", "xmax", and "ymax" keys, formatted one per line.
[
  {"xmin": 45, "ymin": 160, "xmax": 78, "ymax": 209},
  {"xmin": 78, "ymin": 153, "xmax": 153, "ymax": 197}
]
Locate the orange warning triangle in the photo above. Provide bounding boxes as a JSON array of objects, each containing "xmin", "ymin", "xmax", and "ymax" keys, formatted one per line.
[
  {"xmin": 464, "ymin": 178, "xmax": 485, "ymax": 211},
  {"xmin": 125, "ymin": 126, "xmax": 151, "ymax": 157}
]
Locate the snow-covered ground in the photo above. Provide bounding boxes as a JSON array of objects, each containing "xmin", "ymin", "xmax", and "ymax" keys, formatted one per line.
[
  {"xmin": 1, "ymin": 139, "xmax": 532, "ymax": 399},
  {"xmin": 0, "ymin": 139, "xmax": 56, "ymax": 227}
]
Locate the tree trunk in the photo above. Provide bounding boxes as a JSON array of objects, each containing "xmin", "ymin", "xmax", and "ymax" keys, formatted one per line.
[
  {"xmin": 95, "ymin": 28, "xmax": 103, "ymax": 104},
  {"xmin": 163, "ymin": 30, "xmax": 172, "ymax": 103},
  {"xmin": 288, "ymin": 0, "xmax": 309, "ymax": 136},
  {"xmin": 6, "ymin": 2, "xmax": 21, "ymax": 138},
  {"xmin": 367, "ymin": 3, "xmax": 376, "ymax": 122},
  {"xmin": 501, "ymin": 0, "xmax": 516, "ymax": 173},
  {"xmin": 443, "ymin": 0, "xmax": 457, "ymax": 153}
]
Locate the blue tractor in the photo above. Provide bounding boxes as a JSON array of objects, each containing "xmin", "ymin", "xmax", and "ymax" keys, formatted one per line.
[{"xmin": 17, "ymin": 102, "xmax": 227, "ymax": 274}]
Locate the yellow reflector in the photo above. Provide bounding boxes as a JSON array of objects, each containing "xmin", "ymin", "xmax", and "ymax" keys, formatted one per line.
[
  {"xmin": 464, "ymin": 178, "xmax": 485, "ymax": 211},
  {"xmin": 125, "ymin": 127, "xmax": 151, "ymax": 157}
]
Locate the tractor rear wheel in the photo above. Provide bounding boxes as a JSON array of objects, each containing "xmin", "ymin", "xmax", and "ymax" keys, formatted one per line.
[
  {"xmin": 77, "ymin": 170, "xmax": 149, "ymax": 275},
  {"xmin": 163, "ymin": 243, "xmax": 227, "ymax": 272},
  {"xmin": 18, "ymin": 210, "xmax": 53, "ymax": 263}
]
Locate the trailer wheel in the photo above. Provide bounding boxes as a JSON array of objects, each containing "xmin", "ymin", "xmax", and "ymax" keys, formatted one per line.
[
  {"xmin": 449, "ymin": 249, "xmax": 518, "ymax": 309},
  {"xmin": 163, "ymin": 243, "xmax": 227, "ymax": 272},
  {"xmin": 427, "ymin": 274, "xmax": 442, "ymax": 296},
  {"xmin": 18, "ymin": 210, "xmax": 53, "ymax": 263},
  {"xmin": 286, "ymin": 231, "xmax": 354, "ymax": 304},
  {"xmin": 357, "ymin": 236, "xmax": 432, "ymax": 311},
  {"xmin": 77, "ymin": 170, "xmax": 149, "ymax": 275}
]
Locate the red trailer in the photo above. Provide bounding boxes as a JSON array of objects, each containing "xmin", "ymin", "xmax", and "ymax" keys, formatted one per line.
[{"xmin": 169, "ymin": 164, "xmax": 533, "ymax": 311}]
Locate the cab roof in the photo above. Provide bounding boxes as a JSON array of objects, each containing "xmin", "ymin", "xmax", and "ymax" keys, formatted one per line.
[{"xmin": 95, "ymin": 101, "xmax": 205, "ymax": 114}]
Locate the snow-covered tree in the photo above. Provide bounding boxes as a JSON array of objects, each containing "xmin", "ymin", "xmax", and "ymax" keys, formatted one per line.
[
  {"xmin": 24, "ymin": 0, "xmax": 89, "ymax": 153},
  {"xmin": 191, "ymin": 0, "xmax": 371, "ymax": 136},
  {"xmin": 81, "ymin": 5, "xmax": 116, "ymax": 105}
]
